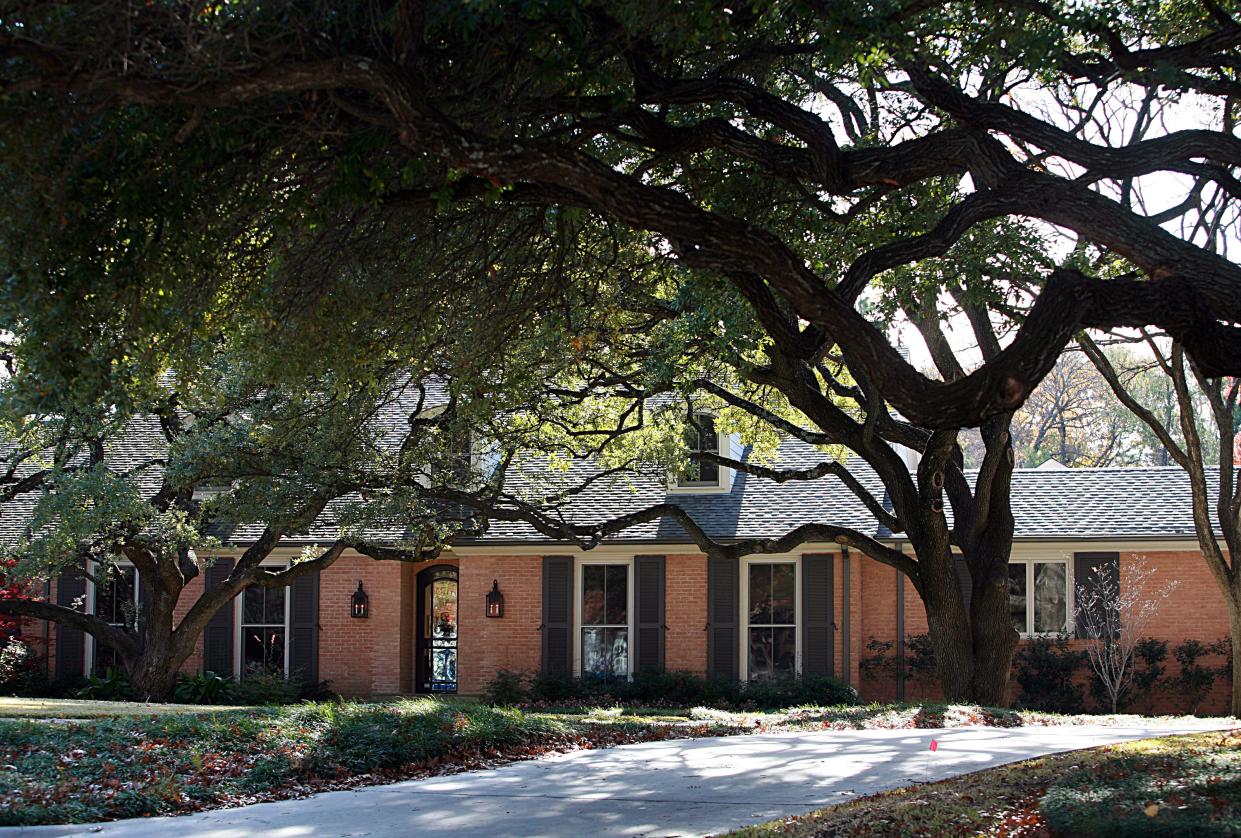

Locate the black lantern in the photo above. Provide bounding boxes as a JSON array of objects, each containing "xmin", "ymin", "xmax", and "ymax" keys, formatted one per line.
[
  {"xmin": 486, "ymin": 579, "xmax": 504, "ymax": 618},
  {"xmin": 351, "ymin": 581, "xmax": 369, "ymax": 618}
]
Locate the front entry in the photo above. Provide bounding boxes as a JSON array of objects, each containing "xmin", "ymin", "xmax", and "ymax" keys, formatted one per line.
[{"xmin": 416, "ymin": 565, "xmax": 458, "ymax": 693}]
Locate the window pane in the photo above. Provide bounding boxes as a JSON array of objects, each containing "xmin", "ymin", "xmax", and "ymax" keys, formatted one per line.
[
  {"xmin": 97, "ymin": 567, "xmax": 136, "ymax": 625},
  {"xmin": 772, "ymin": 627, "xmax": 796, "ymax": 677},
  {"xmin": 604, "ymin": 564, "xmax": 627, "ymax": 625},
  {"xmin": 242, "ymin": 587, "xmax": 265, "ymax": 624},
  {"xmin": 582, "ymin": 565, "xmax": 605, "ymax": 625},
  {"xmin": 771, "ymin": 564, "xmax": 795, "ymax": 624},
  {"xmin": 264, "ymin": 587, "xmax": 286, "ymax": 624},
  {"xmin": 748, "ymin": 565, "xmax": 773, "ymax": 625},
  {"xmin": 1034, "ymin": 563, "xmax": 1067, "ymax": 633},
  {"xmin": 1008, "ymin": 564, "xmax": 1027, "ymax": 633},
  {"xmin": 432, "ymin": 648, "xmax": 457, "ymax": 684},
  {"xmin": 748, "ymin": 627, "xmax": 773, "ymax": 681},
  {"xmin": 698, "ymin": 416, "xmax": 717, "ymax": 451},
  {"xmin": 582, "ymin": 627, "xmax": 628, "ymax": 676},
  {"xmin": 431, "ymin": 579, "xmax": 457, "ymax": 639},
  {"xmin": 242, "ymin": 627, "xmax": 285, "ymax": 675}
]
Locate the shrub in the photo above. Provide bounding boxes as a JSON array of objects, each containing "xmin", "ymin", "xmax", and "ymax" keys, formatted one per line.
[
  {"xmin": 483, "ymin": 669, "xmax": 528, "ymax": 705},
  {"xmin": 76, "ymin": 667, "xmax": 133, "ymax": 701},
  {"xmin": 1013, "ymin": 636, "xmax": 1087, "ymax": 713},
  {"xmin": 1088, "ymin": 637, "xmax": 1167, "ymax": 713},
  {"xmin": 174, "ymin": 671, "xmax": 238, "ymax": 705},
  {"xmin": 232, "ymin": 666, "xmax": 301, "ymax": 705},
  {"xmin": 491, "ymin": 669, "xmax": 857, "ymax": 710},
  {"xmin": 1167, "ymin": 638, "xmax": 1230, "ymax": 714},
  {"xmin": 858, "ymin": 634, "xmax": 937, "ymax": 693},
  {"xmin": 0, "ymin": 638, "xmax": 48, "ymax": 696}
]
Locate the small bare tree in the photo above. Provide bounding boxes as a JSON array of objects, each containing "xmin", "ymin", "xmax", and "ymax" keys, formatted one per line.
[{"xmin": 1075, "ymin": 557, "xmax": 1179, "ymax": 713}]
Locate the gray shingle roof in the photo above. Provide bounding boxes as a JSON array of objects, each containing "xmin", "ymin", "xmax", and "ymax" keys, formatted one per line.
[
  {"xmin": 464, "ymin": 442, "xmax": 1216, "ymax": 545},
  {"xmin": 1, "ymin": 409, "xmax": 1219, "ymax": 548}
]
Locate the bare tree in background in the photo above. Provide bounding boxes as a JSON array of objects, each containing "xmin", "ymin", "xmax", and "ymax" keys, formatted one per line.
[{"xmin": 1075, "ymin": 556, "xmax": 1179, "ymax": 714}]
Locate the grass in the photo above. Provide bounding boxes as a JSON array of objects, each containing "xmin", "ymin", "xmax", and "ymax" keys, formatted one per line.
[
  {"xmin": 0, "ymin": 697, "xmax": 1233, "ymax": 827},
  {"xmin": 0, "ymin": 697, "xmax": 737, "ymax": 825},
  {"xmin": 724, "ymin": 729, "xmax": 1241, "ymax": 838},
  {"xmin": 0, "ymin": 696, "xmax": 252, "ymax": 718}
]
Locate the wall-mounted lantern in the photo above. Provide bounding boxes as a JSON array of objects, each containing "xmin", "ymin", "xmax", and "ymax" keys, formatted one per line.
[
  {"xmin": 486, "ymin": 579, "xmax": 504, "ymax": 618},
  {"xmin": 351, "ymin": 581, "xmax": 370, "ymax": 619}
]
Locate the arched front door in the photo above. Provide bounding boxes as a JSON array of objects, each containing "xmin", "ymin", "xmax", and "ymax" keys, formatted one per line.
[{"xmin": 416, "ymin": 565, "xmax": 458, "ymax": 693}]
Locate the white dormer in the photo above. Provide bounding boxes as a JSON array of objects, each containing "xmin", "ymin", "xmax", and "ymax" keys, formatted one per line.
[
  {"xmin": 191, "ymin": 479, "xmax": 234, "ymax": 502},
  {"xmin": 668, "ymin": 412, "xmax": 738, "ymax": 494}
]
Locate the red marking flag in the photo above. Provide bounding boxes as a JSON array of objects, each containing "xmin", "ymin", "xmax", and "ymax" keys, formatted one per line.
[{"xmin": 929, "ymin": 739, "xmax": 938, "ymax": 752}]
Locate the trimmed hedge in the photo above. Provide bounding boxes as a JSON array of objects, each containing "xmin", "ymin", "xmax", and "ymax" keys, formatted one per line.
[{"xmin": 484, "ymin": 669, "xmax": 859, "ymax": 709}]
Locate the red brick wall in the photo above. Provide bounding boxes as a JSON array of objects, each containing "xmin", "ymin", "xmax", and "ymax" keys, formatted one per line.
[
  {"xmin": 665, "ymin": 554, "xmax": 707, "ymax": 674},
  {"xmin": 457, "ymin": 555, "xmax": 542, "ymax": 694},
  {"xmin": 854, "ymin": 548, "xmax": 1233, "ymax": 714},
  {"xmin": 317, "ymin": 554, "xmax": 407, "ymax": 697}
]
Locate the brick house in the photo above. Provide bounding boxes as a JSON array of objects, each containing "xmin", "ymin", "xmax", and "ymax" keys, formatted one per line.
[{"xmin": 23, "ymin": 421, "xmax": 1236, "ymax": 714}]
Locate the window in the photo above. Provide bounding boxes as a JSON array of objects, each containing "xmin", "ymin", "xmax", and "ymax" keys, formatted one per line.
[
  {"xmin": 580, "ymin": 563, "xmax": 629, "ymax": 677},
  {"xmin": 746, "ymin": 562, "xmax": 796, "ymax": 681},
  {"xmin": 192, "ymin": 479, "xmax": 233, "ymax": 501},
  {"xmin": 91, "ymin": 566, "xmax": 137, "ymax": 675},
  {"xmin": 240, "ymin": 583, "xmax": 288, "ymax": 677},
  {"xmin": 1008, "ymin": 560, "xmax": 1069, "ymax": 635},
  {"xmin": 678, "ymin": 413, "xmax": 721, "ymax": 487}
]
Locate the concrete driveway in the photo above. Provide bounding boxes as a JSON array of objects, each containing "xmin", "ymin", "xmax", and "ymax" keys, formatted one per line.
[{"xmin": 4, "ymin": 721, "xmax": 1232, "ymax": 838}]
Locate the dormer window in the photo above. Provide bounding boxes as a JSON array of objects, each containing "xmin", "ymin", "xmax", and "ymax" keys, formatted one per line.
[
  {"xmin": 679, "ymin": 413, "xmax": 721, "ymax": 488},
  {"xmin": 192, "ymin": 479, "xmax": 233, "ymax": 501}
]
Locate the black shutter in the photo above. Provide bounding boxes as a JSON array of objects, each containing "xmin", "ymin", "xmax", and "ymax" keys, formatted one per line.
[
  {"xmin": 54, "ymin": 562, "xmax": 87, "ymax": 680},
  {"xmin": 288, "ymin": 571, "xmax": 319, "ymax": 687},
  {"xmin": 1074, "ymin": 552, "xmax": 1120, "ymax": 639},
  {"xmin": 634, "ymin": 555, "xmax": 665, "ymax": 673},
  {"xmin": 954, "ymin": 555, "xmax": 972, "ymax": 618},
  {"xmin": 706, "ymin": 556, "xmax": 739, "ymax": 680},
  {"xmin": 202, "ymin": 559, "xmax": 236, "ymax": 676},
  {"xmin": 541, "ymin": 556, "xmax": 573, "ymax": 675},
  {"xmin": 802, "ymin": 554, "xmax": 835, "ymax": 677}
]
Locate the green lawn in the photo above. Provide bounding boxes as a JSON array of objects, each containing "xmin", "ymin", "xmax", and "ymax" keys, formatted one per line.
[
  {"xmin": 0, "ymin": 696, "xmax": 252, "ymax": 718},
  {"xmin": 726, "ymin": 729, "xmax": 1241, "ymax": 837}
]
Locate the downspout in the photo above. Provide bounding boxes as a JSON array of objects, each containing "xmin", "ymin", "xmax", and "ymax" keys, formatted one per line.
[
  {"xmin": 895, "ymin": 543, "xmax": 905, "ymax": 702},
  {"xmin": 42, "ymin": 579, "xmax": 51, "ymax": 679},
  {"xmin": 841, "ymin": 547, "xmax": 851, "ymax": 689}
]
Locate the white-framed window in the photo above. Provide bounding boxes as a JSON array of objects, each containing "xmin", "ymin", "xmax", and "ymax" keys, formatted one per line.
[
  {"xmin": 574, "ymin": 557, "xmax": 633, "ymax": 678},
  {"xmin": 741, "ymin": 556, "xmax": 800, "ymax": 681},
  {"xmin": 86, "ymin": 563, "xmax": 139, "ymax": 675},
  {"xmin": 1008, "ymin": 559, "xmax": 1071, "ymax": 635},
  {"xmin": 678, "ymin": 412, "xmax": 722, "ymax": 488},
  {"xmin": 192, "ymin": 480, "xmax": 234, "ymax": 501},
  {"xmin": 235, "ymin": 563, "xmax": 291, "ymax": 678}
]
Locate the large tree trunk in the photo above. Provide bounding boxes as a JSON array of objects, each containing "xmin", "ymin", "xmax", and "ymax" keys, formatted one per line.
[
  {"xmin": 126, "ymin": 647, "xmax": 187, "ymax": 702},
  {"xmin": 966, "ymin": 559, "xmax": 1020, "ymax": 705},
  {"xmin": 117, "ymin": 568, "xmax": 202, "ymax": 702},
  {"xmin": 919, "ymin": 552, "xmax": 1018, "ymax": 707}
]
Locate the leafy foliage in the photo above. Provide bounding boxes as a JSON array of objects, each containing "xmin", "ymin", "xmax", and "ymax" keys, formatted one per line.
[
  {"xmin": 1013, "ymin": 637, "xmax": 1089, "ymax": 714},
  {"xmin": 490, "ymin": 669, "xmax": 858, "ymax": 710},
  {"xmin": 75, "ymin": 669, "xmax": 133, "ymax": 702},
  {"xmin": 1040, "ymin": 731, "xmax": 1241, "ymax": 837}
]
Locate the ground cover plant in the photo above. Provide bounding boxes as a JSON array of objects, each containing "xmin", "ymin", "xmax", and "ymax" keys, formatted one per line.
[
  {"xmin": 725, "ymin": 729, "xmax": 1241, "ymax": 838},
  {"xmin": 0, "ymin": 697, "xmax": 733, "ymax": 825},
  {"xmin": 2, "ymin": 697, "xmax": 1232, "ymax": 827}
]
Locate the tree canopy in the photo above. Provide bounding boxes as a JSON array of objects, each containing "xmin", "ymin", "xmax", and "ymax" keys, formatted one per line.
[{"xmin": 2, "ymin": 0, "xmax": 1239, "ymax": 704}]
